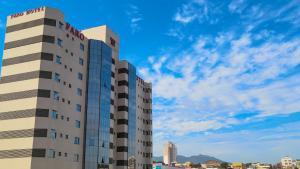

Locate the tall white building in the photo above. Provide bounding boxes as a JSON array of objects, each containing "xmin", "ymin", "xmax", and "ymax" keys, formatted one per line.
[{"xmin": 163, "ymin": 142, "xmax": 177, "ymax": 165}]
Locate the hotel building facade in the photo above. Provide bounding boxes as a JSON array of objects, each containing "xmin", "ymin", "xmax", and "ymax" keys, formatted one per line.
[{"xmin": 0, "ymin": 7, "xmax": 152, "ymax": 169}]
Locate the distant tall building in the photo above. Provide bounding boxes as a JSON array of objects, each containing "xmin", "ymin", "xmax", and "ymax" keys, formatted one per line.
[
  {"xmin": 0, "ymin": 6, "xmax": 152, "ymax": 169},
  {"xmin": 163, "ymin": 142, "xmax": 177, "ymax": 165}
]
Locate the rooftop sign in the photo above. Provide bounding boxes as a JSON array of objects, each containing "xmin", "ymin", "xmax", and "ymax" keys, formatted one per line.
[{"xmin": 10, "ymin": 7, "xmax": 44, "ymax": 19}]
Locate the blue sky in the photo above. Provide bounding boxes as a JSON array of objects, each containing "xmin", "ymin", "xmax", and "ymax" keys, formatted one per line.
[{"xmin": 1, "ymin": 0, "xmax": 300, "ymax": 163}]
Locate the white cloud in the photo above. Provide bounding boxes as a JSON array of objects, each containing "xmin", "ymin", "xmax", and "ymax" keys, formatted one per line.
[
  {"xmin": 139, "ymin": 31, "xmax": 300, "ymax": 140},
  {"xmin": 174, "ymin": 12, "xmax": 197, "ymax": 24},
  {"xmin": 173, "ymin": 0, "xmax": 213, "ymax": 25},
  {"xmin": 166, "ymin": 28, "xmax": 185, "ymax": 40},
  {"xmin": 127, "ymin": 5, "xmax": 143, "ymax": 33},
  {"xmin": 228, "ymin": 0, "xmax": 246, "ymax": 13}
]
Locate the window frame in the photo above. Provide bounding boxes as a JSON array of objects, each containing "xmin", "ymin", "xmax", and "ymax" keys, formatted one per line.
[
  {"xmin": 77, "ymin": 72, "xmax": 83, "ymax": 80},
  {"xmin": 75, "ymin": 120, "xmax": 80, "ymax": 128},
  {"xmin": 76, "ymin": 104, "xmax": 82, "ymax": 112},
  {"xmin": 55, "ymin": 55, "xmax": 62, "ymax": 64},
  {"xmin": 79, "ymin": 58, "xmax": 84, "ymax": 66},
  {"xmin": 80, "ymin": 43, "xmax": 84, "ymax": 51},
  {"xmin": 57, "ymin": 38, "xmax": 63, "ymax": 47},
  {"xmin": 54, "ymin": 72, "xmax": 61, "ymax": 83},
  {"xmin": 51, "ymin": 110, "xmax": 58, "ymax": 119},
  {"xmin": 53, "ymin": 91, "xmax": 60, "ymax": 101}
]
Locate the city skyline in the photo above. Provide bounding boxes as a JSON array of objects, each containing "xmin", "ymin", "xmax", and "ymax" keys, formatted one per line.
[{"xmin": 0, "ymin": 0, "xmax": 300, "ymax": 164}]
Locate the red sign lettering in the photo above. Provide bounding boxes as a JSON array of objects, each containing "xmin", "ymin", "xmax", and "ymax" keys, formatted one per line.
[
  {"xmin": 10, "ymin": 12, "xmax": 24, "ymax": 19},
  {"xmin": 110, "ymin": 37, "xmax": 116, "ymax": 47},
  {"xmin": 65, "ymin": 22, "xmax": 85, "ymax": 41},
  {"xmin": 10, "ymin": 7, "xmax": 44, "ymax": 19}
]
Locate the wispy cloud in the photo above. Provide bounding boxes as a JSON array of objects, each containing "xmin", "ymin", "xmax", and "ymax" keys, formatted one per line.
[
  {"xmin": 173, "ymin": 0, "xmax": 207, "ymax": 24},
  {"xmin": 166, "ymin": 28, "xmax": 185, "ymax": 40},
  {"xmin": 169, "ymin": 0, "xmax": 222, "ymax": 40},
  {"xmin": 173, "ymin": 4, "xmax": 198, "ymax": 24},
  {"xmin": 228, "ymin": 0, "xmax": 246, "ymax": 13},
  {"xmin": 172, "ymin": 0, "xmax": 222, "ymax": 25},
  {"xmin": 126, "ymin": 5, "xmax": 143, "ymax": 33}
]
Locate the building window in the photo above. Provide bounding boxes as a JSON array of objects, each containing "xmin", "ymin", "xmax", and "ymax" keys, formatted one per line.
[
  {"xmin": 75, "ymin": 120, "xmax": 80, "ymax": 128},
  {"xmin": 77, "ymin": 73, "xmax": 83, "ymax": 80},
  {"xmin": 54, "ymin": 73, "xmax": 61, "ymax": 83},
  {"xmin": 53, "ymin": 91, "xmax": 60, "ymax": 100},
  {"xmin": 76, "ymin": 104, "xmax": 81, "ymax": 112},
  {"xmin": 77, "ymin": 88, "xmax": 82, "ymax": 96},
  {"xmin": 74, "ymin": 154, "xmax": 79, "ymax": 162},
  {"xmin": 50, "ymin": 129, "xmax": 57, "ymax": 140},
  {"xmin": 51, "ymin": 110, "xmax": 58, "ymax": 119},
  {"xmin": 79, "ymin": 58, "xmax": 84, "ymax": 66},
  {"xmin": 59, "ymin": 21, "xmax": 64, "ymax": 29},
  {"xmin": 74, "ymin": 137, "xmax": 80, "ymax": 144},
  {"xmin": 47, "ymin": 149, "xmax": 56, "ymax": 158},
  {"xmin": 80, "ymin": 43, "xmax": 84, "ymax": 51},
  {"xmin": 57, "ymin": 38, "xmax": 63, "ymax": 47},
  {"xmin": 118, "ymin": 80, "xmax": 128, "ymax": 86},
  {"xmin": 56, "ymin": 55, "xmax": 62, "ymax": 64},
  {"xmin": 118, "ymin": 68, "xmax": 128, "ymax": 74}
]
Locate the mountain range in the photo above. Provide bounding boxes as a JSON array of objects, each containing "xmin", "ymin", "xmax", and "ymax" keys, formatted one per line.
[{"xmin": 153, "ymin": 154, "xmax": 223, "ymax": 164}]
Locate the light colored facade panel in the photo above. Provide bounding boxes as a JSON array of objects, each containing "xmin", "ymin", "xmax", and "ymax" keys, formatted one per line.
[
  {"xmin": 3, "ymin": 43, "xmax": 44, "ymax": 59},
  {"xmin": 0, "ymin": 158, "xmax": 32, "ymax": 169},
  {"xmin": 0, "ymin": 98, "xmax": 38, "ymax": 113},
  {"xmin": 0, "ymin": 138, "xmax": 34, "ymax": 150},
  {"xmin": 5, "ymin": 25, "xmax": 45, "ymax": 43},
  {"xmin": 0, "ymin": 79, "xmax": 39, "ymax": 94},
  {"xmin": 1, "ymin": 60, "xmax": 41, "ymax": 76},
  {"xmin": 0, "ymin": 117, "xmax": 36, "ymax": 131}
]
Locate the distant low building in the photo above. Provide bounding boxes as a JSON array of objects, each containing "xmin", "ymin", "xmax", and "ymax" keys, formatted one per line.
[
  {"xmin": 206, "ymin": 160, "xmax": 221, "ymax": 169},
  {"xmin": 281, "ymin": 156, "xmax": 294, "ymax": 169},
  {"xmin": 250, "ymin": 162, "xmax": 271, "ymax": 169},
  {"xmin": 153, "ymin": 163, "xmax": 183, "ymax": 169},
  {"xmin": 296, "ymin": 160, "xmax": 300, "ymax": 169},
  {"xmin": 183, "ymin": 162, "xmax": 192, "ymax": 168},
  {"xmin": 231, "ymin": 162, "xmax": 245, "ymax": 169}
]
